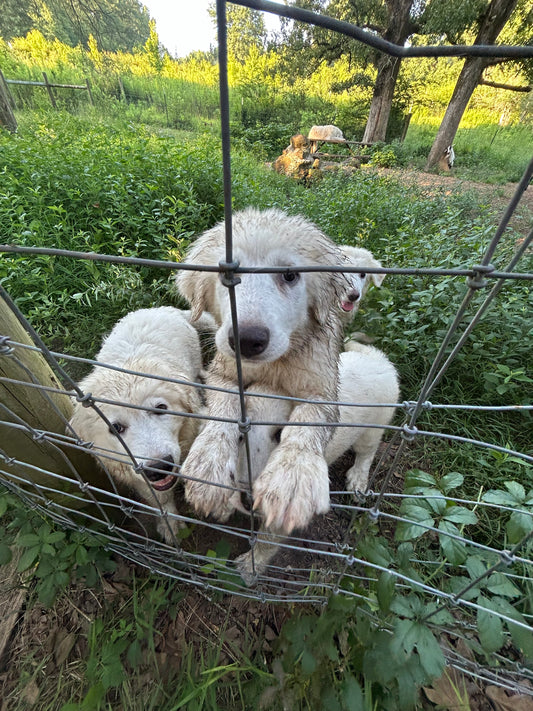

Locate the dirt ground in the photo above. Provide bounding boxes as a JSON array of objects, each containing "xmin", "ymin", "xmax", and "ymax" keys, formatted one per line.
[{"xmin": 373, "ymin": 167, "xmax": 533, "ymax": 241}]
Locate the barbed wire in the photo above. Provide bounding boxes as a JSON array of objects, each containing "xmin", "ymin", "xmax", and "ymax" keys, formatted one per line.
[{"xmin": 1, "ymin": 0, "xmax": 532, "ymax": 697}]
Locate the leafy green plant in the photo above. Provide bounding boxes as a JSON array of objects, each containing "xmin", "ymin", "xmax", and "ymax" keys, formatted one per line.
[
  {"xmin": 0, "ymin": 488, "xmax": 115, "ymax": 606},
  {"xmin": 396, "ymin": 469, "xmax": 478, "ymax": 565}
]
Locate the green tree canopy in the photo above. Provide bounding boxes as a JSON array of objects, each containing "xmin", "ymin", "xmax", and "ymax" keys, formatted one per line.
[
  {"xmin": 209, "ymin": 3, "xmax": 267, "ymax": 63},
  {"xmin": 0, "ymin": 0, "xmax": 151, "ymax": 52}
]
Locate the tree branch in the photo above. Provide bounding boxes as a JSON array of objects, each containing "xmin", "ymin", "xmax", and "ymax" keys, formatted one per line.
[{"xmin": 479, "ymin": 78, "xmax": 532, "ymax": 92}]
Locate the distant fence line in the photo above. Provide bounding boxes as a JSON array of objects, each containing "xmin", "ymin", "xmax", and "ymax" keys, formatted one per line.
[{"xmin": 0, "ymin": 69, "xmax": 93, "ymax": 110}]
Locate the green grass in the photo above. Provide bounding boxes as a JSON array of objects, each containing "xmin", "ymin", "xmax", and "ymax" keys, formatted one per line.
[
  {"xmin": 403, "ymin": 119, "xmax": 533, "ymax": 183},
  {"xmin": 1, "ymin": 111, "xmax": 532, "ymax": 709}
]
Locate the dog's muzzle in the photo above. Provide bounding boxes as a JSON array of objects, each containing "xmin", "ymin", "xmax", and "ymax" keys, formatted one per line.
[
  {"xmin": 341, "ymin": 290, "xmax": 360, "ymax": 312},
  {"xmin": 142, "ymin": 455, "xmax": 177, "ymax": 491},
  {"xmin": 228, "ymin": 325, "xmax": 270, "ymax": 358}
]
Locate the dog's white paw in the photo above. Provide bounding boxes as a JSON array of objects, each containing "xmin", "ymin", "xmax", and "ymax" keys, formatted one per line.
[
  {"xmin": 253, "ymin": 447, "xmax": 330, "ymax": 534},
  {"xmin": 156, "ymin": 515, "xmax": 185, "ymax": 545},
  {"xmin": 346, "ymin": 464, "xmax": 370, "ymax": 494},
  {"xmin": 216, "ymin": 491, "xmax": 248, "ymax": 522},
  {"xmin": 234, "ymin": 540, "xmax": 279, "ymax": 585},
  {"xmin": 234, "ymin": 550, "xmax": 257, "ymax": 586},
  {"xmin": 182, "ymin": 430, "xmax": 238, "ymax": 519}
]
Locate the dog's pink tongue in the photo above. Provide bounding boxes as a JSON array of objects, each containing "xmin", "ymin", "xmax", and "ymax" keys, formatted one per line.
[
  {"xmin": 341, "ymin": 301, "xmax": 354, "ymax": 312},
  {"xmin": 152, "ymin": 474, "xmax": 175, "ymax": 491}
]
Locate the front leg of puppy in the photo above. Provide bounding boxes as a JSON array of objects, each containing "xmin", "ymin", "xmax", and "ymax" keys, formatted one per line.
[
  {"xmin": 253, "ymin": 402, "xmax": 336, "ymax": 534},
  {"xmin": 235, "ymin": 524, "xmax": 285, "ymax": 585},
  {"xmin": 181, "ymin": 387, "xmax": 241, "ymax": 520},
  {"xmin": 155, "ymin": 490, "xmax": 185, "ymax": 544}
]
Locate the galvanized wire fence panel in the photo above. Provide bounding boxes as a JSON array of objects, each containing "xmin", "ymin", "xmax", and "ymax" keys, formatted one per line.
[{"xmin": 1, "ymin": 0, "xmax": 532, "ymax": 695}]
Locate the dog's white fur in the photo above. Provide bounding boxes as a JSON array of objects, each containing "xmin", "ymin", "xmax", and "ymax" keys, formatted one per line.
[
  {"xmin": 176, "ymin": 207, "xmax": 349, "ymax": 535},
  {"xmin": 68, "ymin": 307, "xmax": 207, "ymax": 543},
  {"xmin": 339, "ymin": 245, "xmax": 385, "ymax": 320},
  {"xmin": 234, "ymin": 343, "xmax": 399, "ymax": 581}
]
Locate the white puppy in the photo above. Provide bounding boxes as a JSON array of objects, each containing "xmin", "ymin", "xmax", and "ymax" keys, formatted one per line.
[
  {"xmin": 234, "ymin": 343, "xmax": 399, "ymax": 581},
  {"xmin": 68, "ymin": 307, "xmax": 207, "ymax": 543},
  {"xmin": 176, "ymin": 208, "xmax": 349, "ymax": 535},
  {"xmin": 339, "ymin": 245, "xmax": 385, "ymax": 319}
]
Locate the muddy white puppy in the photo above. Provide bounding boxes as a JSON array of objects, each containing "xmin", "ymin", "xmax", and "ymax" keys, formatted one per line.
[
  {"xmin": 176, "ymin": 207, "xmax": 348, "ymax": 535},
  {"xmin": 234, "ymin": 343, "xmax": 400, "ymax": 581},
  {"xmin": 68, "ymin": 307, "xmax": 206, "ymax": 543},
  {"xmin": 339, "ymin": 245, "xmax": 385, "ymax": 320}
]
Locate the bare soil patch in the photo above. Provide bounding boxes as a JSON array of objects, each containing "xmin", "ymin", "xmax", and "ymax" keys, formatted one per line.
[{"xmin": 372, "ymin": 167, "xmax": 533, "ymax": 240}]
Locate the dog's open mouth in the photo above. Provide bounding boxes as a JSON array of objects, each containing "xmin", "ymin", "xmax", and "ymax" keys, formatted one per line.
[
  {"xmin": 150, "ymin": 473, "xmax": 176, "ymax": 491},
  {"xmin": 341, "ymin": 300, "xmax": 355, "ymax": 312},
  {"xmin": 143, "ymin": 456, "xmax": 177, "ymax": 491}
]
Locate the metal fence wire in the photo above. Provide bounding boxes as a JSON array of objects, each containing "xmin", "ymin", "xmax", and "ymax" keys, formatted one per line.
[{"xmin": 1, "ymin": 0, "xmax": 533, "ymax": 696}]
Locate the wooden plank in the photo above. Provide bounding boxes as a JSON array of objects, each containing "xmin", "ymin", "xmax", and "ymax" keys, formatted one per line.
[
  {"xmin": 5, "ymin": 79, "xmax": 87, "ymax": 89},
  {"xmin": 311, "ymin": 152, "xmax": 371, "ymax": 162},
  {"xmin": 0, "ymin": 548, "xmax": 28, "ymax": 670},
  {"xmin": 311, "ymin": 139, "xmax": 374, "ymax": 146}
]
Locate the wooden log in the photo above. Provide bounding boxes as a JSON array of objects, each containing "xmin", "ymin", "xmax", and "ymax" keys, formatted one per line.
[{"xmin": 0, "ymin": 289, "xmax": 104, "ymax": 506}]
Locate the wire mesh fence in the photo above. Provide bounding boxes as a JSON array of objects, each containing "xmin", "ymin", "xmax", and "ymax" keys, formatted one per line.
[{"xmin": 1, "ymin": 0, "xmax": 533, "ymax": 697}]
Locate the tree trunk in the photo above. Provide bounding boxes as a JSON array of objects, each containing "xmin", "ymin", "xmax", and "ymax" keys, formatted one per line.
[
  {"xmin": 362, "ymin": 0, "xmax": 415, "ymax": 144},
  {"xmin": 0, "ymin": 291, "xmax": 104, "ymax": 506},
  {"xmin": 425, "ymin": 0, "xmax": 519, "ymax": 171},
  {"xmin": 0, "ymin": 70, "xmax": 17, "ymax": 133},
  {"xmin": 362, "ymin": 54, "xmax": 402, "ymax": 143}
]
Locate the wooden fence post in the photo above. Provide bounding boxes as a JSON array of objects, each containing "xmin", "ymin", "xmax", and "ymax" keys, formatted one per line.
[
  {"xmin": 42, "ymin": 72, "xmax": 57, "ymax": 108},
  {"xmin": 0, "ymin": 70, "xmax": 17, "ymax": 133},
  {"xmin": 0, "ymin": 291, "xmax": 104, "ymax": 506},
  {"xmin": 400, "ymin": 112, "xmax": 413, "ymax": 143},
  {"xmin": 85, "ymin": 77, "xmax": 94, "ymax": 106},
  {"xmin": 118, "ymin": 75, "xmax": 127, "ymax": 102}
]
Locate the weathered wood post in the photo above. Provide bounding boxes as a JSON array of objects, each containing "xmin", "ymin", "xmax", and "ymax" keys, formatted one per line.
[
  {"xmin": 85, "ymin": 77, "xmax": 94, "ymax": 106},
  {"xmin": 0, "ymin": 70, "xmax": 17, "ymax": 133},
  {"xmin": 0, "ymin": 290, "xmax": 104, "ymax": 506},
  {"xmin": 118, "ymin": 76, "xmax": 127, "ymax": 102},
  {"xmin": 42, "ymin": 72, "xmax": 57, "ymax": 109}
]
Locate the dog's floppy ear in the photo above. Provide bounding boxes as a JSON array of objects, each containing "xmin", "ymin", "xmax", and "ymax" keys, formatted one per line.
[
  {"xmin": 369, "ymin": 257, "xmax": 386, "ymax": 287},
  {"xmin": 309, "ymin": 270, "xmax": 347, "ymax": 326},
  {"xmin": 305, "ymin": 239, "xmax": 349, "ymax": 326},
  {"xmin": 67, "ymin": 401, "xmax": 99, "ymax": 442},
  {"xmin": 176, "ymin": 268, "xmax": 216, "ymax": 322},
  {"xmin": 175, "ymin": 228, "xmax": 223, "ymax": 321}
]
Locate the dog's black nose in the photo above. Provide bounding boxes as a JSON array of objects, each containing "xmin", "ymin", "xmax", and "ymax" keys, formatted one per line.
[
  {"xmin": 228, "ymin": 326, "xmax": 270, "ymax": 358},
  {"xmin": 348, "ymin": 290, "xmax": 360, "ymax": 303},
  {"xmin": 143, "ymin": 455, "xmax": 174, "ymax": 482}
]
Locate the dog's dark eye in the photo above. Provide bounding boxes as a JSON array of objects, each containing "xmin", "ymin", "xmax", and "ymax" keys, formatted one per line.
[
  {"xmin": 109, "ymin": 422, "xmax": 126, "ymax": 436},
  {"xmin": 153, "ymin": 403, "xmax": 168, "ymax": 414},
  {"xmin": 359, "ymin": 272, "xmax": 366, "ymax": 279},
  {"xmin": 282, "ymin": 271, "xmax": 300, "ymax": 285}
]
